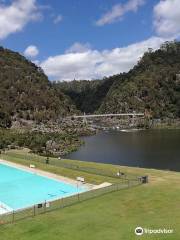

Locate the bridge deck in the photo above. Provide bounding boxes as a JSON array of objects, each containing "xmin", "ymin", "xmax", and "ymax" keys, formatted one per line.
[{"xmin": 72, "ymin": 113, "xmax": 144, "ymax": 118}]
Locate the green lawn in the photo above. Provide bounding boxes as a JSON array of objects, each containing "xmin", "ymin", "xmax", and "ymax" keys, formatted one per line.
[{"xmin": 0, "ymin": 149, "xmax": 180, "ymax": 239}]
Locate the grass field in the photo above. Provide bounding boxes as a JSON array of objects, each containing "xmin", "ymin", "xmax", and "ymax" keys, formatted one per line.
[{"xmin": 0, "ymin": 149, "xmax": 180, "ymax": 239}]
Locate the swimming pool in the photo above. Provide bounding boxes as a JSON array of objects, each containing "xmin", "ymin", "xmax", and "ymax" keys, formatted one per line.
[{"xmin": 0, "ymin": 163, "xmax": 86, "ymax": 213}]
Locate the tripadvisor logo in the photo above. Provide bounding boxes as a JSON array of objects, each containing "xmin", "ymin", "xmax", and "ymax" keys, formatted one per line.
[
  {"xmin": 135, "ymin": 226, "xmax": 174, "ymax": 236},
  {"xmin": 135, "ymin": 227, "xmax": 144, "ymax": 236}
]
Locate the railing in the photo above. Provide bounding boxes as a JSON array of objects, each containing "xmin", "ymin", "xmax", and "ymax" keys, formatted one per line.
[
  {"xmin": 72, "ymin": 113, "xmax": 145, "ymax": 118},
  {"xmin": 0, "ymin": 178, "xmax": 141, "ymax": 225}
]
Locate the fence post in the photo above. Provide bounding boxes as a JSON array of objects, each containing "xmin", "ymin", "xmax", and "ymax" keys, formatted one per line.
[
  {"xmin": 61, "ymin": 197, "xmax": 63, "ymax": 208},
  {"xmin": 34, "ymin": 205, "xmax": 36, "ymax": 216},
  {"xmin": 44, "ymin": 201, "xmax": 46, "ymax": 213},
  {"xmin": 12, "ymin": 211, "xmax": 15, "ymax": 223}
]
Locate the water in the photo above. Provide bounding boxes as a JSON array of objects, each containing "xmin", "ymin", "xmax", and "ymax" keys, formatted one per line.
[
  {"xmin": 0, "ymin": 164, "xmax": 85, "ymax": 212},
  {"xmin": 66, "ymin": 129, "xmax": 180, "ymax": 171}
]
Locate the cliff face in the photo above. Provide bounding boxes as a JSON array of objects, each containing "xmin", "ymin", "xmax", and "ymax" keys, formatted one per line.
[{"xmin": 0, "ymin": 47, "xmax": 77, "ymax": 127}]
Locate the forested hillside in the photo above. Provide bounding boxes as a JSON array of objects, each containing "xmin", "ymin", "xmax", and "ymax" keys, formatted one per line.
[
  {"xmin": 99, "ymin": 42, "xmax": 180, "ymax": 118},
  {"xmin": 0, "ymin": 47, "xmax": 76, "ymax": 127},
  {"xmin": 55, "ymin": 77, "xmax": 115, "ymax": 113},
  {"xmin": 1, "ymin": 41, "xmax": 180, "ymax": 129},
  {"xmin": 59, "ymin": 41, "xmax": 180, "ymax": 119}
]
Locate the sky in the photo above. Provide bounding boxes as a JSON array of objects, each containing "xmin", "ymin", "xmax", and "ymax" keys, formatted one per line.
[{"xmin": 0, "ymin": 0, "xmax": 180, "ymax": 81}]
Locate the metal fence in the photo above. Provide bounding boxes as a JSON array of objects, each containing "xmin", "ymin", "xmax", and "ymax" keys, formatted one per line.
[
  {"xmin": 0, "ymin": 178, "xmax": 142, "ymax": 225},
  {"xmin": 28, "ymin": 155, "xmax": 140, "ymax": 181},
  {"xmin": 3, "ymin": 152, "xmax": 141, "ymax": 180}
]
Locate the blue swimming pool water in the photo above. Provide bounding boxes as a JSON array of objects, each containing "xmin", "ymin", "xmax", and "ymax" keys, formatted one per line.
[{"xmin": 0, "ymin": 163, "xmax": 86, "ymax": 210}]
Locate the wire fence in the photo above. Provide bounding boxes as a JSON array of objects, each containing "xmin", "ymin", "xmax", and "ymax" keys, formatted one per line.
[
  {"xmin": 0, "ymin": 177, "xmax": 142, "ymax": 225},
  {"xmin": 2, "ymin": 151, "xmax": 141, "ymax": 181},
  {"xmin": 28, "ymin": 155, "xmax": 141, "ymax": 181},
  {"xmin": 0, "ymin": 152, "xmax": 146, "ymax": 225}
]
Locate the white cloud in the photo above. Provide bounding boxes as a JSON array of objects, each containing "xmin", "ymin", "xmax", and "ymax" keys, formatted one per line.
[
  {"xmin": 41, "ymin": 37, "xmax": 166, "ymax": 81},
  {"xmin": 53, "ymin": 14, "xmax": 63, "ymax": 24},
  {"xmin": 154, "ymin": 0, "xmax": 180, "ymax": 38},
  {"xmin": 24, "ymin": 45, "xmax": 39, "ymax": 58},
  {"xmin": 0, "ymin": 0, "xmax": 41, "ymax": 39},
  {"xmin": 96, "ymin": 0, "xmax": 145, "ymax": 26},
  {"xmin": 65, "ymin": 42, "xmax": 91, "ymax": 53}
]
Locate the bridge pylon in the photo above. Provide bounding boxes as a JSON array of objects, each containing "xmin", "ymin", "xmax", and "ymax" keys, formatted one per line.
[{"xmin": 83, "ymin": 112, "xmax": 88, "ymax": 125}]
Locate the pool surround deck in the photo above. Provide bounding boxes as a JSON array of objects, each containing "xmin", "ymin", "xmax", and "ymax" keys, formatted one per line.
[{"xmin": 0, "ymin": 159, "xmax": 111, "ymax": 190}]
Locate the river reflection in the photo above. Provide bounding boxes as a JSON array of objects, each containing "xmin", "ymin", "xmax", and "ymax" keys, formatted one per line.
[{"xmin": 66, "ymin": 129, "xmax": 180, "ymax": 171}]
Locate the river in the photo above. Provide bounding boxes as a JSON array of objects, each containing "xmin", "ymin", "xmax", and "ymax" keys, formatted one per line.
[{"xmin": 66, "ymin": 129, "xmax": 180, "ymax": 171}]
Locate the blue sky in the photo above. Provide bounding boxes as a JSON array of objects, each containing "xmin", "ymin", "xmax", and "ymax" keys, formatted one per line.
[{"xmin": 0, "ymin": 0, "xmax": 179, "ymax": 80}]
